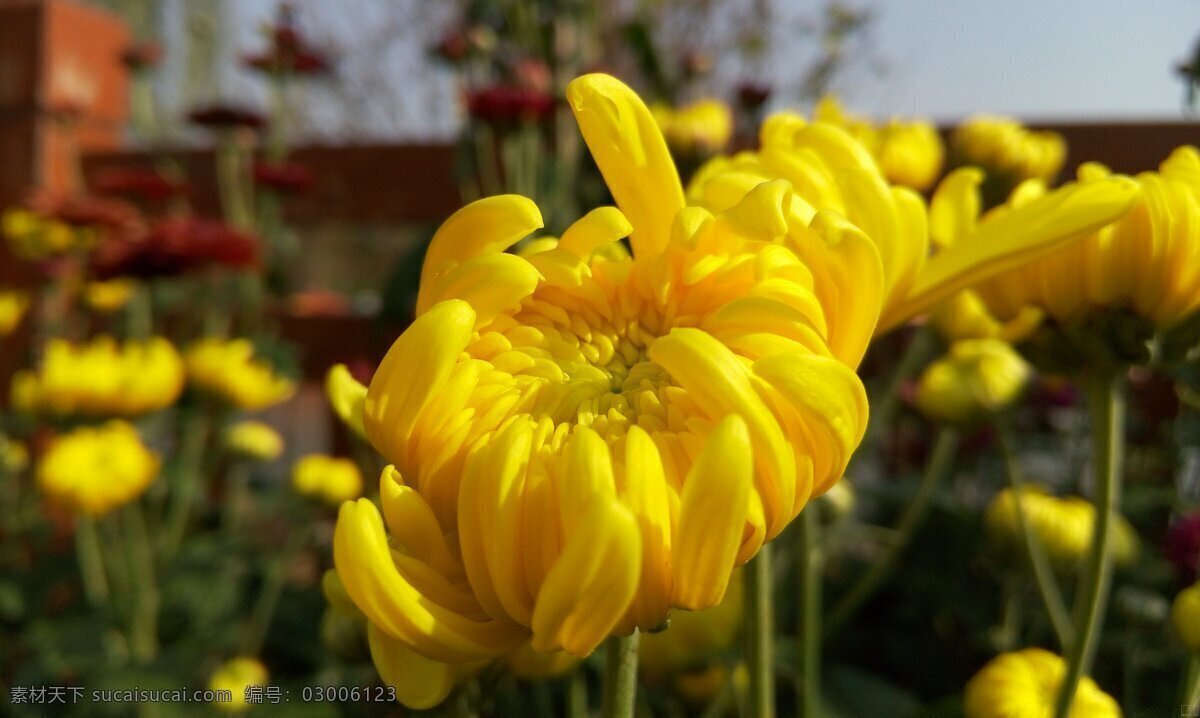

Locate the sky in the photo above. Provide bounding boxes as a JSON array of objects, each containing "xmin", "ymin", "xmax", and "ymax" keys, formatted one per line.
[
  {"xmin": 838, "ymin": 0, "xmax": 1200, "ymax": 122},
  {"xmin": 198, "ymin": 0, "xmax": 1200, "ymax": 140}
]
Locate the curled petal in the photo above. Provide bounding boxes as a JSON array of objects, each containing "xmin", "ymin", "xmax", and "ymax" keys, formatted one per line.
[
  {"xmin": 929, "ymin": 167, "xmax": 984, "ymax": 248},
  {"xmin": 649, "ymin": 328, "xmax": 797, "ymax": 538},
  {"xmin": 619, "ymin": 426, "xmax": 674, "ymax": 630},
  {"xmin": 367, "ymin": 623, "xmax": 456, "ymax": 710},
  {"xmin": 379, "ymin": 466, "xmax": 459, "ymax": 577},
  {"xmin": 671, "ymin": 414, "xmax": 753, "ymax": 610},
  {"xmin": 559, "ymin": 206, "xmax": 632, "ymax": 258},
  {"xmin": 333, "ymin": 499, "xmax": 524, "ymax": 663},
  {"xmin": 531, "ymin": 500, "xmax": 642, "ymax": 655},
  {"xmin": 421, "ymin": 253, "xmax": 542, "ymax": 327},
  {"xmin": 752, "ymin": 352, "xmax": 868, "ymax": 499},
  {"xmin": 418, "ymin": 195, "xmax": 543, "ymax": 313},
  {"xmin": 365, "ymin": 300, "xmax": 476, "ymax": 467},
  {"xmin": 326, "ymin": 364, "xmax": 367, "ymax": 437},
  {"xmin": 567, "ymin": 74, "xmax": 684, "ymax": 258}
]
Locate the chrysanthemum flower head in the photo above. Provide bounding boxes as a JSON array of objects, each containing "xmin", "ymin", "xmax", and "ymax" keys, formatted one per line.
[
  {"xmin": 331, "ymin": 73, "xmax": 878, "ymax": 706},
  {"xmin": 951, "ymin": 115, "xmax": 1067, "ymax": 186},
  {"xmin": 984, "ymin": 485, "xmax": 1139, "ymax": 570},
  {"xmin": 38, "ymin": 421, "xmax": 159, "ymax": 516},
  {"xmin": 184, "ymin": 338, "xmax": 295, "ymax": 411},
  {"xmin": 973, "ymin": 150, "xmax": 1200, "ymax": 364},
  {"xmin": 963, "ymin": 648, "xmax": 1120, "ymax": 718},
  {"xmin": 11, "ymin": 336, "xmax": 184, "ymax": 417},
  {"xmin": 208, "ymin": 657, "xmax": 268, "ymax": 713}
]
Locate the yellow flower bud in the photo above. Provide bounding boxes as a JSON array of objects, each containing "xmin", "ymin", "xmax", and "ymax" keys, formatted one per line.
[
  {"xmin": 224, "ymin": 421, "xmax": 284, "ymax": 462},
  {"xmin": 208, "ymin": 657, "xmax": 268, "ymax": 713},
  {"xmin": 38, "ymin": 421, "xmax": 159, "ymax": 516},
  {"xmin": 0, "ymin": 289, "xmax": 29, "ymax": 337},
  {"xmin": 951, "ymin": 116, "xmax": 1067, "ymax": 184},
  {"xmin": 984, "ymin": 485, "xmax": 1139, "ymax": 569},
  {"xmin": 84, "ymin": 279, "xmax": 138, "ymax": 314},
  {"xmin": 964, "ymin": 648, "xmax": 1119, "ymax": 718},
  {"xmin": 652, "ymin": 98, "xmax": 734, "ymax": 154},
  {"xmin": 1173, "ymin": 582, "xmax": 1200, "ymax": 654},
  {"xmin": 915, "ymin": 339, "xmax": 1031, "ymax": 424},
  {"xmin": 292, "ymin": 455, "xmax": 363, "ymax": 505}
]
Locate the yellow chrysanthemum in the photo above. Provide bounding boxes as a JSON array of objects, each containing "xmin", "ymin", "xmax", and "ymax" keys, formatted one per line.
[
  {"xmin": 975, "ymin": 150, "xmax": 1200, "ymax": 333},
  {"xmin": 1, "ymin": 208, "xmax": 82, "ymax": 260},
  {"xmin": 951, "ymin": 115, "xmax": 1067, "ymax": 185},
  {"xmin": 984, "ymin": 485, "xmax": 1139, "ymax": 569},
  {"xmin": 814, "ymin": 96, "xmax": 945, "ymax": 191},
  {"xmin": 0, "ymin": 289, "xmax": 29, "ymax": 337},
  {"xmin": 11, "ymin": 336, "xmax": 184, "ymax": 417},
  {"xmin": 914, "ymin": 339, "xmax": 1031, "ymax": 425},
  {"xmin": 84, "ymin": 279, "xmax": 138, "ymax": 314},
  {"xmin": 225, "ymin": 421, "xmax": 284, "ymax": 462},
  {"xmin": 292, "ymin": 454, "xmax": 363, "ymax": 505},
  {"xmin": 185, "ymin": 338, "xmax": 296, "ymax": 411},
  {"xmin": 1173, "ymin": 582, "xmax": 1200, "ymax": 654},
  {"xmin": 208, "ymin": 657, "xmax": 268, "ymax": 713},
  {"xmin": 652, "ymin": 98, "xmax": 734, "ymax": 154},
  {"xmin": 687, "ymin": 107, "xmax": 1137, "ymax": 337},
  {"xmin": 640, "ymin": 568, "xmax": 743, "ymax": 678},
  {"xmin": 963, "ymin": 648, "xmax": 1120, "ymax": 718},
  {"xmin": 38, "ymin": 421, "xmax": 159, "ymax": 516},
  {"xmin": 330, "ymin": 74, "xmax": 879, "ymax": 705}
]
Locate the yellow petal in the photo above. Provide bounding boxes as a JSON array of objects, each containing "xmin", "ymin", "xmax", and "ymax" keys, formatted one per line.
[
  {"xmin": 379, "ymin": 466, "xmax": 459, "ymax": 577},
  {"xmin": 367, "ymin": 623, "xmax": 456, "ymax": 710},
  {"xmin": 567, "ymin": 74, "xmax": 684, "ymax": 258},
  {"xmin": 530, "ymin": 500, "xmax": 642, "ymax": 655},
  {"xmin": 721, "ymin": 180, "xmax": 791, "ymax": 241},
  {"xmin": 929, "ymin": 167, "xmax": 984, "ymax": 248},
  {"xmin": 326, "ymin": 364, "xmax": 367, "ymax": 438},
  {"xmin": 649, "ymin": 328, "xmax": 796, "ymax": 538},
  {"xmin": 789, "ymin": 210, "xmax": 882, "ymax": 368},
  {"xmin": 333, "ymin": 499, "xmax": 524, "ymax": 663},
  {"xmin": 752, "ymin": 352, "xmax": 868, "ymax": 499},
  {"xmin": 880, "ymin": 176, "xmax": 1140, "ymax": 332},
  {"xmin": 559, "ymin": 206, "xmax": 632, "ymax": 258},
  {"xmin": 557, "ymin": 426, "xmax": 617, "ymax": 531},
  {"xmin": 418, "ymin": 195, "xmax": 544, "ymax": 313},
  {"xmin": 619, "ymin": 426, "xmax": 674, "ymax": 631},
  {"xmin": 475, "ymin": 419, "xmax": 536, "ymax": 625},
  {"xmin": 671, "ymin": 414, "xmax": 753, "ymax": 610},
  {"xmin": 421, "ymin": 253, "xmax": 542, "ymax": 327},
  {"xmin": 365, "ymin": 300, "xmax": 475, "ymax": 466}
]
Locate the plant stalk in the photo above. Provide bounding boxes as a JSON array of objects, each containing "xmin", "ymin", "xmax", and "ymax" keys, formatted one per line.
[
  {"xmin": 601, "ymin": 631, "xmax": 640, "ymax": 718},
  {"xmin": 746, "ymin": 543, "xmax": 775, "ymax": 718}
]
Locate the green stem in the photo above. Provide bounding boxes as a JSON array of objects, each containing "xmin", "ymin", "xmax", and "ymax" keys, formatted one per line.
[
  {"xmin": 567, "ymin": 669, "xmax": 588, "ymax": 718},
  {"xmin": 1182, "ymin": 656, "xmax": 1200, "ymax": 714},
  {"xmin": 997, "ymin": 427, "xmax": 1073, "ymax": 648},
  {"xmin": 75, "ymin": 515, "xmax": 110, "ymax": 606},
  {"xmin": 1052, "ymin": 373, "xmax": 1123, "ymax": 718},
  {"xmin": 162, "ymin": 408, "xmax": 212, "ymax": 557},
  {"xmin": 796, "ymin": 508, "xmax": 821, "ymax": 717},
  {"xmin": 123, "ymin": 501, "xmax": 159, "ymax": 663},
  {"xmin": 865, "ymin": 327, "xmax": 935, "ymax": 449},
  {"xmin": 600, "ymin": 631, "xmax": 639, "ymax": 718},
  {"xmin": 243, "ymin": 525, "xmax": 309, "ymax": 655},
  {"xmin": 221, "ymin": 463, "xmax": 250, "ymax": 535},
  {"xmin": 826, "ymin": 429, "xmax": 960, "ymax": 636},
  {"xmin": 746, "ymin": 543, "xmax": 775, "ymax": 718}
]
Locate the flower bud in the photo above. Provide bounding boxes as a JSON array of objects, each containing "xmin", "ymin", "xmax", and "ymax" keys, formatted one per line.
[
  {"xmin": 1173, "ymin": 582, "xmax": 1200, "ymax": 654},
  {"xmin": 915, "ymin": 339, "xmax": 1031, "ymax": 425}
]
